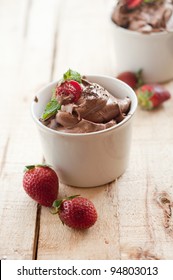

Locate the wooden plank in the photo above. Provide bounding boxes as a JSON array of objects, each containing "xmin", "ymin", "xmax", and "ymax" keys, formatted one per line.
[
  {"xmin": 37, "ymin": 0, "xmax": 173, "ymax": 258},
  {"xmin": 0, "ymin": 0, "xmax": 36, "ymax": 259},
  {"xmin": 37, "ymin": 183, "xmax": 121, "ymax": 260},
  {"xmin": 0, "ymin": 0, "xmax": 173, "ymax": 260},
  {"xmin": 36, "ymin": 0, "xmax": 122, "ymax": 260},
  {"xmin": 118, "ymin": 81, "xmax": 173, "ymax": 260},
  {"xmin": 0, "ymin": 0, "xmax": 61, "ymax": 259},
  {"xmin": 52, "ymin": 0, "xmax": 117, "ymax": 79}
]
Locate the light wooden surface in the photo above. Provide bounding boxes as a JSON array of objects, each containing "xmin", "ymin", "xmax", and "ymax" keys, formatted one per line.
[{"xmin": 0, "ymin": 0, "xmax": 173, "ymax": 260}]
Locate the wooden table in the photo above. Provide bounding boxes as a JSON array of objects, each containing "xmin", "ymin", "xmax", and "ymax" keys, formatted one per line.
[{"xmin": 0, "ymin": 0, "xmax": 173, "ymax": 260}]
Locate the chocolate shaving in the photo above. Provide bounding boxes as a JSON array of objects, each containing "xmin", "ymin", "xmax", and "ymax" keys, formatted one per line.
[{"xmin": 34, "ymin": 96, "xmax": 38, "ymax": 102}]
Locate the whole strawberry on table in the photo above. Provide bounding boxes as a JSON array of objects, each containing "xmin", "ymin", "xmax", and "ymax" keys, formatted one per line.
[
  {"xmin": 53, "ymin": 195, "xmax": 98, "ymax": 230},
  {"xmin": 136, "ymin": 84, "xmax": 171, "ymax": 110},
  {"xmin": 23, "ymin": 164, "xmax": 59, "ymax": 207},
  {"xmin": 117, "ymin": 69, "xmax": 143, "ymax": 90},
  {"xmin": 23, "ymin": 165, "xmax": 97, "ymax": 230},
  {"xmin": 116, "ymin": 70, "xmax": 171, "ymax": 109}
]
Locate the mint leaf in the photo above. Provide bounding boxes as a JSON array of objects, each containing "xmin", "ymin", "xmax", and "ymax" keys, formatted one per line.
[
  {"xmin": 144, "ymin": 0, "xmax": 156, "ymax": 3},
  {"xmin": 63, "ymin": 69, "xmax": 82, "ymax": 83},
  {"xmin": 51, "ymin": 87, "xmax": 56, "ymax": 99},
  {"xmin": 42, "ymin": 99, "xmax": 61, "ymax": 120}
]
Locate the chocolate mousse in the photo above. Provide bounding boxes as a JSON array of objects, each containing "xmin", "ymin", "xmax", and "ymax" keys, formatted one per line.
[
  {"xmin": 40, "ymin": 69, "xmax": 131, "ymax": 133},
  {"xmin": 111, "ymin": 0, "xmax": 173, "ymax": 33}
]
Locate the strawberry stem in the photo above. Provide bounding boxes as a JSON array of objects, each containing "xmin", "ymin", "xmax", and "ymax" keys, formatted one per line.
[
  {"xmin": 64, "ymin": 195, "xmax": 80, "ymax": 201},
  {"xmin": 24, "ymin": 164, "xmax": 51, "ymax": 172},
  {"xmin": 52, "ymin": 195, "xmax": 80, "ymax": 213},
  {"xmin": 50, "ymin": 207, "xmax": 60, "ymax": 215},
  {"xmin": 53, "ymin": 199, "xmax": 63, "ymax": 208}
]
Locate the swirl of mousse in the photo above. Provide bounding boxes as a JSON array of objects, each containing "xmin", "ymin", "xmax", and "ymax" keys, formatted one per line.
[
  {"xmin": 40, "ymin": 70, "xmax": 131, "ymax": 134},
  {"xmin": 111, "ymin": 0, "xmax": 173, "ymax": 33}
]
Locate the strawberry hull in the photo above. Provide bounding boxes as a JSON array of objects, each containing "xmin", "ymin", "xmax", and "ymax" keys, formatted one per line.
[{"xmin": 136, "ymin": 84, "xmax": 171, "ymax": 110}]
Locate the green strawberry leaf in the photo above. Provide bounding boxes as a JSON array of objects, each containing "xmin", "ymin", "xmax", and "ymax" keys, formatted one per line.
[
  {"xmin": 24, "ymin": 164, "xmax": 52, "ymax": 172},
  {"xmin": 136, "ymin": 69, "xmax": 144, "ymax": 88},
  {"xmin": 24, "ymin": 165, "xmax": 36, "ymax": 172},
  {"xmin": 144, "ymin": 0, "xmax": 156, "ymax": 3},
  {"xmin": 53, "ymin": 199, "xmax": 63, "ymax": 208},
  {"xmin": 41, "ymin": 99, "xmax": 61, "ymax": 121},
  {"xmin": 63, "ymin": 69, "xmax": 82, "ymax": 83},
  {"xmin": 65, "ymin": 195, "xmax": 80, "ymax": 201},
  {"xmin": 52, "ymin": 195, "xmax": 80, "ymax": 212},
  {"xmin": 137, "ymin": 90, "xmax": 153, "ymax": 109}
]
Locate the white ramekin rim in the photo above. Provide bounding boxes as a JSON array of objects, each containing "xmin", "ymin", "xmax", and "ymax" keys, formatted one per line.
[
  {"xmin": 110, "ymin": 17, "xmax": 173, "ymax": 38},
  {"xmin": 31, "ymin": 75, "xmax": 138, "ymax": 138}
]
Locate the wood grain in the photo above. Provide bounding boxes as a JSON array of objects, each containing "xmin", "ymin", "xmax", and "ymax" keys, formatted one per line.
[
  {"xmin": 0, "ymin": 0, "xmax": 173, "ymax": 260},
  {"xmin": 0, "ymin": 0, "xmax": 62, "ymax": 259}
]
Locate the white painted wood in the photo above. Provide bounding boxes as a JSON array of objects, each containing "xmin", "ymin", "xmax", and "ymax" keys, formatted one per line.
[{"xmin": 0, "ymin": 0, "xmax": 173, "ymax": 260}]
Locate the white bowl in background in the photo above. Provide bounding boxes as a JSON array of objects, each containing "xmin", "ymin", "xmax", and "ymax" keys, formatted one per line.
[{"xmin": 111, "ymin": 23, "xmax": 173, "ymax": 83}]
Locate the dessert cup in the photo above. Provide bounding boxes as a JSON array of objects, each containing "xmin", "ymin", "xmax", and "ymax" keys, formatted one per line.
[
  {"xmin": 31, "ymin": 75, "xmax": 137, "ymax": 187},
  {"xmin": 111, "ymin": 23, "xmax": 173, "ymax": 83}
]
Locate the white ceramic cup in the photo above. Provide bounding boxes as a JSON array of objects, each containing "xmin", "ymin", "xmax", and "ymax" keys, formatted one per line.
[
  {"xmin": 111, "ymin": 23, "xmax": 173, "ymax": 83},
  {"xmin": 31, "ymin": 75, "xmax": 137, "ymax": 187}
]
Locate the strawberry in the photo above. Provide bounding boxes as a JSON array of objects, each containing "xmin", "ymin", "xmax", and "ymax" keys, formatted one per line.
[
  {"xmin": 55, "ymin": 80, "xmax": 82, "ymax": 102},
  {"xmin": 42, "ymin": 69, "xmax": 82, "ymax": 120},
  {"xmin": 117, "ymin": 69, "xmax": 143, "ymax": 89},
  {"xmin": 23, "ymin": 164, "xmax": 59, "ymax": 207},
  {"xmin": 53, "ymin": 195, "xmax": 97, "ymax": 229},
  {"xmin": 136, "ymin": 84, "xmax": 171, "ymax": 110},
  {"xmin": 125, "ymin": 0, "xmax": 143, "ymax": 9}
]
